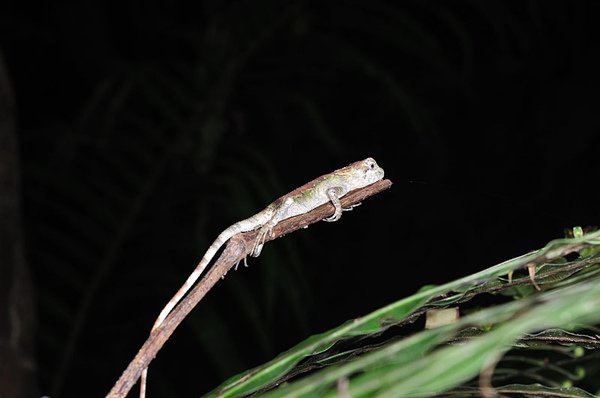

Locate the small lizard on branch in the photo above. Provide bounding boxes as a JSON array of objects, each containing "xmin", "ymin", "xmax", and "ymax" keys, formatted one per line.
[{"xmin": 106, "ymin": 158, "xmax": 389, "ymax": 398}]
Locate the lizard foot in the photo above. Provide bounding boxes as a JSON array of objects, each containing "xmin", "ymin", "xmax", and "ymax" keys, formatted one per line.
[
  {"xmin": 252, "ymin": 225, "xmax": 274, "ymax": 257},
  {"xmin": 324, "ymin": 203, "xmax": 361, "ymax": 222}
]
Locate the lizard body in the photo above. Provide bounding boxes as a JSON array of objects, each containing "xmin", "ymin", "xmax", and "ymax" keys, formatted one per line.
[{"xmin": 141, "ymin": 157, "xmax": 384, "ymax": 398}]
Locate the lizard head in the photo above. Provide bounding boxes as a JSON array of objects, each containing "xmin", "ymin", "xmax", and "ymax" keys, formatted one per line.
[{"xmin": 351, "ymin": 157, "xmax": 385, "ymax": 188}]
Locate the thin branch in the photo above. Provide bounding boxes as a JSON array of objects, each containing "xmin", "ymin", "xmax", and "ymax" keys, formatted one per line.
[{"xmin": 106, "ymin": 179, "xmax": 393, "ymax": 398}]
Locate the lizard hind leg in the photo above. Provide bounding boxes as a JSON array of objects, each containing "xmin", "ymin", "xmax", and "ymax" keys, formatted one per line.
[
  {"xmin": 252, "ymin": 224, "xmax": 274, "ymax": 257},
  {"xmin": 251, "ymin": 198, "xmax": 291, "ymax": 257}
]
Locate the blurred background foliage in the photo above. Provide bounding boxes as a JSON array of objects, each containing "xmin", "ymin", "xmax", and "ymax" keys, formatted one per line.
[{"xmin": 1, "ymin": 0, "xmax": 599, "ymax": 396}]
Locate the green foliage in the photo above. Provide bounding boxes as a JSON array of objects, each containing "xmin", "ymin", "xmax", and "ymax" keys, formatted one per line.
[{"xmin": 205, "ymin": 230, "xmax": 600, "ymax": 397}]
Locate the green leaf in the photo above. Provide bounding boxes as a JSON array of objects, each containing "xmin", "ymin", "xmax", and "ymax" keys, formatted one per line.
[
  {"xmin": 444, "ymin": 384, "xmax": 597, "ymax": 397},
  {"xmin": 204, "ymin": 231, "xmax": 600, "ymax": 397}
]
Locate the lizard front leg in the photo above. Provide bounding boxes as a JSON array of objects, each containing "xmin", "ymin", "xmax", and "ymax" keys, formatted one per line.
[{"xmin": 324, "ymin": 187, "xmax": 359, "ymax": 222}]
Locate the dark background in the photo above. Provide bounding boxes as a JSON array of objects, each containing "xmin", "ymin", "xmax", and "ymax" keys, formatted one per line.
[{"xmin": 1, "ymin": 0, "xmax": 599, "ymax": 397}]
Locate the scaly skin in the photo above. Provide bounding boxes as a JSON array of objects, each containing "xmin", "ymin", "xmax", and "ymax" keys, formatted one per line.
[{"xmin": 140, "ymin": 157, "xmax": 384, "ymax": 398}]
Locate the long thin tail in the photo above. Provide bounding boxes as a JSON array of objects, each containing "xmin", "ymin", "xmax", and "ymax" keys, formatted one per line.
[
  {"xmin": 139, "ymin": 227, "xmax": 237, "ymax": 398},
  {"xmin": 152, "ymin": 232, "xmax": 227, "ymax": 330},
  {"xmin": 140, "ymin": 208, "xmax": 274, "ymax": 398}
]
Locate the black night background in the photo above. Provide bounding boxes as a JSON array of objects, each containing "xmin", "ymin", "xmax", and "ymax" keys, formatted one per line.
[{"xmin": 1, "ymin": 1, "xmax": 599, "ymax": 397}]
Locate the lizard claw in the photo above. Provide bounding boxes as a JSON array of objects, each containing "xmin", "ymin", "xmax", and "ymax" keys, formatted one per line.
[
  {"xmin": 251, "ymin": 239, "xmax": 263, "ymax": 257},
  {"xmin": 343, "ymin": 202, "xmax": 361, "ymax": 211},
  {"xmin": 324, "ymin": 213, "xmax": 341, "ymax": 222},
  {"xmin": 234, "ymin": 257, "xmax": 250, "ymax": 270}
]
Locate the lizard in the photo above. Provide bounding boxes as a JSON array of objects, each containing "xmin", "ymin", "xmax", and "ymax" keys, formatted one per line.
[{"xmin": 140, "ymin": 157, "xmax": 385, "ymax": 398}]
